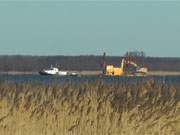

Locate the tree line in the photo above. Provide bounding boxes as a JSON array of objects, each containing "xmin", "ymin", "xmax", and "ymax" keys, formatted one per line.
[{"xmin": 0, "ymin": 55, "xmax": 180, "ymax": 72}]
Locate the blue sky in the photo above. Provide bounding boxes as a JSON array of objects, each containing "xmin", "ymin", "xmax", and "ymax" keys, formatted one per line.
[{"xmin": 0, "ymin": 1, "xmax": 180, "ymax": 57}]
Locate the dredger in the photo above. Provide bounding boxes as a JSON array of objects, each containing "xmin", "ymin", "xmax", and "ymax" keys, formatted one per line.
[{"xmin": 102, "ymin": 52, "xmax": 148, "ymax": 76}]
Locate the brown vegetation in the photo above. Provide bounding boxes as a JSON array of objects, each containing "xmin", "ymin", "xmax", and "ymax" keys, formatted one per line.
[{"xmin": 0, "ymin": 80, "xmax": 179, "ymax": 135}]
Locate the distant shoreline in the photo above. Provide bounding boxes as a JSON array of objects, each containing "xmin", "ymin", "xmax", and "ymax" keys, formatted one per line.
[{"xmin": 1, "ymin": 71, "xmax": 180, "ymax": 76}]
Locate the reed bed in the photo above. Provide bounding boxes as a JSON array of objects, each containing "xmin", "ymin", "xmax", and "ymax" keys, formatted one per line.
[{"xmin": 0, "ymin": 80, "xmax": 179, "ymax": 135}]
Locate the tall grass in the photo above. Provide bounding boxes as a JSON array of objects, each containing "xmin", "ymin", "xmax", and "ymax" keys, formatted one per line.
[{"xmin": 0, "ymin": 80, "xmax": 179, "ymax": 135}]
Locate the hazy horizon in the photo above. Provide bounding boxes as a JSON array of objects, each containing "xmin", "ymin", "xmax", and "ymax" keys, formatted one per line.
[{"xmin": 0, "ymin": 1, "xmax": 180, "ymax": 57}]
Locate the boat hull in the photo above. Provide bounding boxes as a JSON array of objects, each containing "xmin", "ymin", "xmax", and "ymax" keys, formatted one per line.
[{"xmin": 39, "ymin": 71, "xmax": 54, "ymax": 75}]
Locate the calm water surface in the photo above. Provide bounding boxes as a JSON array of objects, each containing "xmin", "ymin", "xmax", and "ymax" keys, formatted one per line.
[{"xmin": 1, "ymin": 74, "xmax": 180, "ymax": 84}]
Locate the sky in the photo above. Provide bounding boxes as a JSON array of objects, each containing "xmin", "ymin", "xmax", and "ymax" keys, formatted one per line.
[{"xmin": 0, "ymin": 1, "xmax": 180, "ymax": 57}]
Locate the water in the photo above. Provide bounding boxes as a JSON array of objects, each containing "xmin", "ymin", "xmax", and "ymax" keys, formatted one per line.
[{"xmin": 1, "ymin": 74, "xmax": 180, "ymax": 84}]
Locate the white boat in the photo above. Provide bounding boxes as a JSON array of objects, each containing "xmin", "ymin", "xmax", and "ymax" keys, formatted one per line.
[
  {"xmin": 39, "ymin": 66, "xmax": 78, "ymax": 76},
  {"xmin": 39, "ymin": 66, "xmax": 61, "ymax": 75}
]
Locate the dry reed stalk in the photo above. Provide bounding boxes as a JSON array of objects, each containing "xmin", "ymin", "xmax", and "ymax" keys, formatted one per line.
[{"xmin": 0, "ymin": 81, "xmax": 179, "ymax": 135}]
